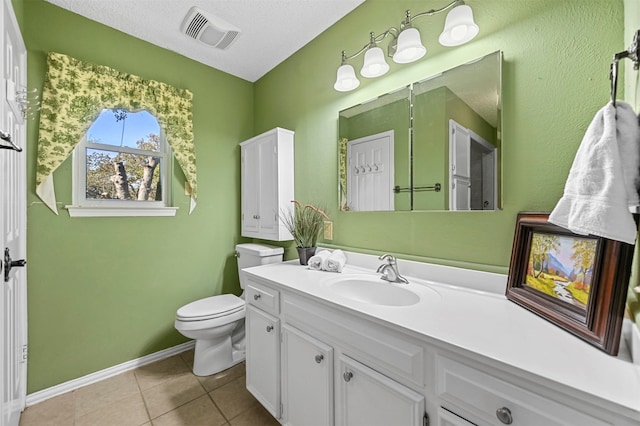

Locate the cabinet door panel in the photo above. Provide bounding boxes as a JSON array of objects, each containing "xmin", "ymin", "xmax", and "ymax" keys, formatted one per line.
[
  {"xmin": 241, "ymin": 143, "xmax": 260, "ymax": 235},
  {"xmin": 246, "ymin": 305, "xmax": 280, "ymax": 419},
  {"xmin": 337, "ymin": 355, "xmax": 424, "ymax": 426},
  {"xmin": 258, "ymin": 137, "xmax": 278, "ymax": 234},
  {"xmin": 282, "ymin": 325, "xmax": 334, "ymax": 426}
]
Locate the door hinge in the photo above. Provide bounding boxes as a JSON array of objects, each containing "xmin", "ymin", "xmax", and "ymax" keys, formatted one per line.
[
  {"xmin": 423, "ymin": 412, "xmax": 429, "ymax": 426},
  {"xmin": 21, "ymin": 344, "xmax": 27, "ymax": 363}
]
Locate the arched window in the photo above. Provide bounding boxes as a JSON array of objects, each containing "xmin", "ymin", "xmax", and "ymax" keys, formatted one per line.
[{"xmin": 72, "ymin": 109, "xmax": 172, "ymax": 212}]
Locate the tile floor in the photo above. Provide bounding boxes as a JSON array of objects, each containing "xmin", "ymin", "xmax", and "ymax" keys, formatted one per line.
[{"xmin": 19, "ymin": 349, "xmax": 280, "ymax": 426}]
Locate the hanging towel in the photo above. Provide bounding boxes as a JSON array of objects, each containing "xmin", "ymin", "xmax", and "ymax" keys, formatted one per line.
[
  {"xmin": 549, "ymin": 101, "xmax": 640, "ymax": 244},
  {"xmin": 307, "ymin": 250, "xmax": 331, "ymax": 271},
  {"xmin": 324, "ymin": 249, "xmax": 347, "ymax": 273}
]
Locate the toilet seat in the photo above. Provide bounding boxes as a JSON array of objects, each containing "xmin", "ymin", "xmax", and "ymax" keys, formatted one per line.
[{"xmin": 177, "ymin": 294, "xmax": 244, "ymax": 322}]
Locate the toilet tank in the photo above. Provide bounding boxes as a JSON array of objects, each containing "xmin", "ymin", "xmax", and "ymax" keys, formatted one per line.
[{"xmin": 236, "ymin": 243, "xmax": 284, "ymax": 289}]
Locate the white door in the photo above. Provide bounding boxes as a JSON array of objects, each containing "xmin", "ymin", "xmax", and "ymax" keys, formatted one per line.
[
  {"xmin": 1, "ymin": 0, "xmax": 28, "ymax": 425},
  {"xmin": 336, "ymin": 355, "xmax": 424, "ymax": 426},
  {"xmin": 449, "ymin": 120, "xmax": 497, "ymax": 211},
  {"xmin": 282, "ymin": 324, "xmax": 333, "ymax": 426},
  {"xmin": 347, "ymin": 131, "xmax": 394, "ymax": 211}
]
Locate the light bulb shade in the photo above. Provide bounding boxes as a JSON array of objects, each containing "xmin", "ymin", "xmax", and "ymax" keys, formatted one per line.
[
  {"xmin": 334, "ymin": 63, "xmax": 360, "ymax": 92},
  {"xmin": 438, "ymin": 4, "xmax": 479, "ymax": 46},
  {"xmin": 360, "ymin": 46, "xmax": 390, "ymax": 78},
  {"xmin": 392, "ymin": 27, "xmax": 426, "ymax": 64}
]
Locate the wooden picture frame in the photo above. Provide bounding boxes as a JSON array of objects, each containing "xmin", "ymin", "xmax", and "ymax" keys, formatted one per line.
[{"xmin": 506, "ymin": 212, "xmax": 635, "ymax": 355}]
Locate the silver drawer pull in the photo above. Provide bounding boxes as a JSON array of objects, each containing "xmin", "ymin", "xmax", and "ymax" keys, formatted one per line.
[
  {"xmin": 343, "ymin": 371, "xmax": 353, "ymax": 382},
  {"xmin": 315, "ymin": 354, "xmax": 324, "ymax": 364},
  {"xmin": 266, "ymin": 325, "xmax": 274, "ymax": 332},
  {"xmin": 253, "ymin": 294, "xmax": 261, "ymax": 300},
  {"xmin": 496, "ymin": 407, "xmax": 513, "ymax": 424}
]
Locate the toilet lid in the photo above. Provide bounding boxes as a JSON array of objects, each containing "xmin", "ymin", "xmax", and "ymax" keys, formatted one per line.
[{"xmin": 177, "ymin": 294, "xmax": 244, "ymax": 321}]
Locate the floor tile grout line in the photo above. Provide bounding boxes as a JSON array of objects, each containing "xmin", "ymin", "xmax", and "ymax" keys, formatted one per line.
[
  {"xmin": 132, "ymin": 369, "xmax": 153, "ymax": 425},
  {"xmin": 206, "ymin": 391, "xmax": 231, "ymax": 424}
]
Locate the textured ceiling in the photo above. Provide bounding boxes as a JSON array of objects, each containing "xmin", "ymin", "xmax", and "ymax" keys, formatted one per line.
[{"xmin": 44, "ymin": 0, "xmax": 365, "ymax": 82}]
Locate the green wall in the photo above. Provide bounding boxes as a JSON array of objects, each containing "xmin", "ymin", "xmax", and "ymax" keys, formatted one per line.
[
  {"xmin": 21, "ymin": 0, "xmax": 254, "ymax": 392},
  {"xmin": 254, "ymin": 0, "xmax": 624, "ymax": 271}
]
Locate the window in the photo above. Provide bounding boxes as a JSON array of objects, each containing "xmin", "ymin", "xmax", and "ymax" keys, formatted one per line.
[{"xmin": 67, "ymin": 109, "xmax": 177, "ymax": 217}]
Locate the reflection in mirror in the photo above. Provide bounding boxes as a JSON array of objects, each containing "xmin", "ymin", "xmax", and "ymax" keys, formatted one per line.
[{"xmin": 339, "ymin": 51, "xmax": 502, "ymax": 211}]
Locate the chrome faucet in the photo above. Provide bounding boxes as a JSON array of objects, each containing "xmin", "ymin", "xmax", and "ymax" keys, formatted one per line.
[{"xmin": 376, "ymin": 254, "xmax": 409, "ymax": 284}]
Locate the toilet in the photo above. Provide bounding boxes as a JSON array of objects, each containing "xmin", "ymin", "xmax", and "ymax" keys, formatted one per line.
[{"xmin": 175, "ymin": 243, "xmax": 284, "ymax": 376}]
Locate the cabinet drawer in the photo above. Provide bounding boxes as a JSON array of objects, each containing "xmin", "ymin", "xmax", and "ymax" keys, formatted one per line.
[
  {"xmin": 436, "ymin": 356, "xmax": 607, "ymax": 426},
  {"xmin": 246, "ymin": 281, "xmax": 280, "ymax": 316}
]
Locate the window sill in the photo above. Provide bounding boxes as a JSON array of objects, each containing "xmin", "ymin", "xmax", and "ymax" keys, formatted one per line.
[{"xmin": 65, "ymin": 206, "xmax": 179, "ymax": 217}]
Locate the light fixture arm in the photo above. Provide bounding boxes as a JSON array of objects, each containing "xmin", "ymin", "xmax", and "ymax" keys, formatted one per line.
[
  {"xmin": 341, "ymin": 29, "xmax": 399, "ymax": 63},
  {"xmin": 405, "ymin": 0, "xmax": 464, "ymax": 27}
]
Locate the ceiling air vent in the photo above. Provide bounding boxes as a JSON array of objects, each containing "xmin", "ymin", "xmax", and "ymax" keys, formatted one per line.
[{"xmin": 180, "ymin": 6, "xmax": 240, "ymax": 50}]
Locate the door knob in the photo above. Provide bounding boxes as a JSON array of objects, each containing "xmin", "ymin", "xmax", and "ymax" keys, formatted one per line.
[
  {"xmin": 4, "ymin": 248, "xmax": 26, "ymax": 283},
  {"xmin": 315, "ymin": 354, "xmax": 324, "ymax": 364},
  {"xmin": 266, "ymin": 325, "xmax": 274, "ymax": 332},
  {"xmin": 343, "ymin": 371, "xmax": 353, "ymax": 382}
]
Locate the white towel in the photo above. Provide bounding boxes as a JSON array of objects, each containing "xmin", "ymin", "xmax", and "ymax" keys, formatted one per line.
[
  {"xmin": 549, "ymin": 101, "xmax": 640, "ymax": 244},
  {"xmin": 307, "ymin": 250, "xmax": 331, "ymax": 270},
  {"xmin": 324, "ymin": 249, "xmax": 347, "ymax": 273}
]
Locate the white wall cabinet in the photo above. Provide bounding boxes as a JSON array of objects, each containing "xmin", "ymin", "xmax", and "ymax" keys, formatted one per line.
[{"xmin": 240, "ymin": 127, "xmax": 294, "ymax": 241}]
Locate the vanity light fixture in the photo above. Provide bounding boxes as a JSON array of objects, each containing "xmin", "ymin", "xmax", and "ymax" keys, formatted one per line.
[{"xmin": 333, "ymin": 0, "xmax": 479, "ymax": 92}]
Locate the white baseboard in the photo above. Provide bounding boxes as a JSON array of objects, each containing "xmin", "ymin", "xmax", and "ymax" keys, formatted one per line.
[{"xmin": 25, "ymin": 340, "xmax": 195, "ymax": 407}]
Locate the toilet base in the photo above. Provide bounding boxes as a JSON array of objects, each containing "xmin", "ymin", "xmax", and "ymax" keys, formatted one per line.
[{"xmin": 192, "ymin": 336, "xmax": 246, "ymax": 376}]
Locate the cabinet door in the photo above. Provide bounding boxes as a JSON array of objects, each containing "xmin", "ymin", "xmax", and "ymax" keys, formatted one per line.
[
  {"xmin": 337, "ymin": 355, "xmax": 424, "ymax": 426},
  {"xmin": 246, "ymin": 305, "xmax": 280, "ymax": 419},
  {"xmin": 257, "ymin": 135, "xmax": 279, "ymax": 235},
  {"xmin": 282, "ymin": 325, "xmax": 334, "ymax": 426},
  {"xmin": 241, "ymin": 142, "xmax": 260, "ymax": 236}
]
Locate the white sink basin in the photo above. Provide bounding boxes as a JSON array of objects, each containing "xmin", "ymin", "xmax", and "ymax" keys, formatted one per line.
[{"xmin": 325, "ymin": 276, "xmax": 422, "ymax": 307}]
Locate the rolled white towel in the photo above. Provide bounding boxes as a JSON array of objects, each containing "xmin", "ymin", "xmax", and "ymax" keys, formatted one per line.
[
  {"xmin": 307, "ymin": 250, "xmax": 330, "ymax": 270},
  {"xmin": 324, "ymin": 249, "xmax": 347, "ymax": 273}
]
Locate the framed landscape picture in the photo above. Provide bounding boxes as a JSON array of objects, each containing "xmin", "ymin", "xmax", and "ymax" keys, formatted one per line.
[{"xmin": 506, "ymin": 213, "xmax": 635, "ymax": 355}]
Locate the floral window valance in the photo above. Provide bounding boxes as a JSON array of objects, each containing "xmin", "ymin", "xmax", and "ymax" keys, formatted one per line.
[{"xmin": 36, "ymin": 52, "xmax": 198, "ymax": 214}]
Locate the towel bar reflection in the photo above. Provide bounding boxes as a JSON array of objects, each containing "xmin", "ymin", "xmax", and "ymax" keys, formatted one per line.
[
  {"xmin": 610, "ymin": 29, "xmax": 640, "ymax": 106},
  {"xmin": 393, "ymin": 183, "xmax": 441, "ymax": 193},
  {"xmin": 0, "ymin": 131, "xmax": 23, "ymax": 152}
]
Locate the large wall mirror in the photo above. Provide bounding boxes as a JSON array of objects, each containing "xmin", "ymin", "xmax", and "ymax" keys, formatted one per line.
[{"xmin": 338, "ymin": 51, "xmax": 502, "ymax": 212}]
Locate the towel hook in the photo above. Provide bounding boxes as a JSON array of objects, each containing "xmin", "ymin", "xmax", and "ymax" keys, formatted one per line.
[
  {"xmin": 610, "ymin": 29, "xmax": 640, "ymax": 106},
  {"xmin": 0, "ymin": 130, "xmax": 23, "ymax": 152}
]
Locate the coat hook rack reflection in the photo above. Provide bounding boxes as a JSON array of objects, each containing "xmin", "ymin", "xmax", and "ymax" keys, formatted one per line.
[
  {"xmin": 0, "ymin": 130, "xmax": 23, "ymax": 152},
  {"xmin": 16, "ymin": 86, "xmax": 41, "ymax": 120},
  {"xmin": 393, "ymin": 183, "xmax": 441, "ymax": 193}
]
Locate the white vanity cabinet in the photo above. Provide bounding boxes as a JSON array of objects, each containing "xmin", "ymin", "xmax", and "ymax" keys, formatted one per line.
[
  {"xmin": 243, "ymin": 257, "xmax": 640, "ymax": 426},
  {"xmin": 240, "ymin": 127, "xmax": 294, "ymax": 241}
]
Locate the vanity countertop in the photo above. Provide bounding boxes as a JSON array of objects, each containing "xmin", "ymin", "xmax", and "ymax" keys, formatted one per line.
[{"xmin": 243, "ymin": 254, "xmax": 640, "ymax": 419}]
